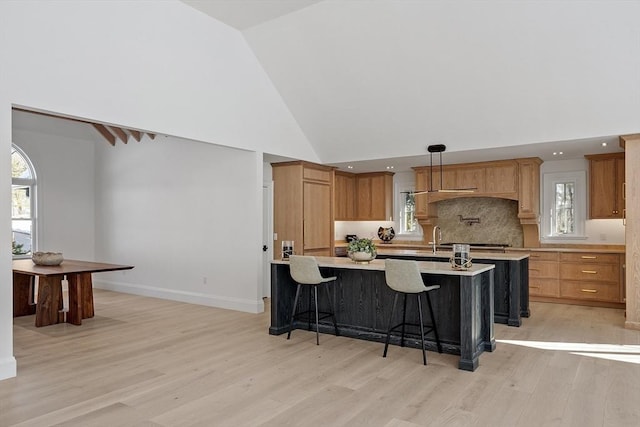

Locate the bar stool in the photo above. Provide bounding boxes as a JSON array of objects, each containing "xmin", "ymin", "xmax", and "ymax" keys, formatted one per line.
[
  {"xmin": 383, "ymin": 259, "xmax": 442, "ymax": 365},
  {"xmin": 287, "ymin": 255, "xmax": 339, "ymax": 345}
]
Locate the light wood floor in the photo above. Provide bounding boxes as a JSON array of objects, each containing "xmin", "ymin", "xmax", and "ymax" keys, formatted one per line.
[{"xmin": 2, "ymin": 290, "xmax": 640, "ymax": 427}]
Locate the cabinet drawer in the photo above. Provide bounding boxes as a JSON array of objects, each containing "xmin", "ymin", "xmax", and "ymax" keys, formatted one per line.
[
  {"xmin": 559, "ymin": 252, "xmax": 620, "ymax": 264},
  {"xmin": 303, "ymin": 167, "xmax": 332, "ymax": 183},
  {"xmin": 529, "ymin": 278, "xmax": 559, "ymax": 297},
  {"xmin": 560, "ymin": 281, "xmax": 620, "ymax": 302},
  {"xmin": 559, "ymin": 263, "xmax": 619, "ymax": 282},
  {"xmin": 529, "ymin": 261, "xmax": 559, "ymax": 279},
  {"xmin": 527, "ymin": 252, "xmax": 559, "ymax": 262}
]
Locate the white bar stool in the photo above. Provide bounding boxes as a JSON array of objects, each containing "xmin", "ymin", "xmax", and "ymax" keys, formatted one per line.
[
  {"xmin": 383, "ymin": 258, "xmax": 442, "ymax": 365},
  {"xmin": 287, "ymin": 255, "xmax": 339, "ymax": 345}
]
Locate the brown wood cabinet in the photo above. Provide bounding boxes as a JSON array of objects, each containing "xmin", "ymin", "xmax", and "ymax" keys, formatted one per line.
[
  {"xmin": 516, "ymin": 158, "xmax": 542, "ymax": 220},
  {"xmin": 355, "ymin": 172, "xmax": 394, "ymax": 221},
  {"xmin": 528, "ymin": 251, "xmax": 559, "ymax": 297},
  {"xmin": 585, "ymin": 152, "xmax": 625, "ymax": 219},
  {"xmin": 512, "ymin": 249, "xmax": 625, "ymax": 308},
  {"xmin": 334, "ymin": 171, "xmax": 394, "ymax": 221},
  {"xmin": 334, "ymin": 171, "xmax": 356, "ymax": 220},
  {"xmin": 272, "ymin": 161, "xmax": 334, "ymax": 259}
]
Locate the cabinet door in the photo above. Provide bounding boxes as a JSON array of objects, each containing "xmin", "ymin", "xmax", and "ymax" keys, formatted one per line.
[
  {"xmin": 517, "ymin": 159, "xmax": 541, "ymax": 219},
  {"xmin": 589, "ymin": 158, "xmax": 618, "ymax": 218},
  {"xmin": 335, "ymin": 173, "xmax": 355, "ymax": 220},
  {"xmin": 303, "ymin": 181, "xmax": 332, "ymax": 252},
  {"xmin": 485, "ymin": 163, "xmax": 518, "ymax": 194},
  {"xmin": 616, "ymin": 157, "xmax": 625, "ymax": 217},
  {"xmin": 355, "ymin": 173, "xmax": 393, "ymax": 220},
  {"xmin": 456, "ymin": 167, "xmax": 485, "ymax": 192},
  {"xmin": 370, "ymin": 174, "xmax": 391, "ymax": 220}
]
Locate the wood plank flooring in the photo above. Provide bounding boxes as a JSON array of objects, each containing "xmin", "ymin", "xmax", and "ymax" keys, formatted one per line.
[{"xmin": 2, "ymin": 290, "xmax": 640, "ymax": 426}]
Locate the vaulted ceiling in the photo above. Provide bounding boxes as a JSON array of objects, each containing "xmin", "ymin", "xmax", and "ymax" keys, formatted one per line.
[{"xmin": 182, "ymin": 0, "xmax": 636, "ymax": 172}]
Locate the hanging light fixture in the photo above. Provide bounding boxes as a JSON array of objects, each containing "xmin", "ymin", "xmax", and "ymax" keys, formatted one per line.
[{"xmin": 412, "ymin": 144, "xmax": 476, "ymax": 195}]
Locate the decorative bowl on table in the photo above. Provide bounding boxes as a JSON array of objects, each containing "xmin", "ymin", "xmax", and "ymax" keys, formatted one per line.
[
  {"xmin": 32, "ymin": 251, "xmax": 64, "ymax": 266},
  {"xmin": 347, "ymin": 238, "xmax": 377, "ymax": 264}
]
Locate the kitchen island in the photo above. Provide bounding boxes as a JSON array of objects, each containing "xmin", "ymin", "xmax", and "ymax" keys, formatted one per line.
[
  {"xmin": 374, "ymin": 249, "xmax": 529, "ymax": 326},
  {"xmin": 270, "ymin": 257, "xmax": 495, "ymax": 371}
]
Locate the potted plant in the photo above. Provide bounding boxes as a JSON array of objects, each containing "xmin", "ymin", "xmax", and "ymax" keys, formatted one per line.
[{"xmin": 347, "ymin": 238, "xmax": 377, "ymax": 263}]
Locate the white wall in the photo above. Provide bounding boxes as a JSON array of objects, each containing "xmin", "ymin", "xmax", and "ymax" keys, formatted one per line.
[
  {"xmin": 0, "ymin": 0, "xmax": 316, "ymax": 381},
  {"xmin": 12, "ymin": 129, "xmax": 95, "ymax": 259},
  {"xmin": 93, "ymin": 136, "xmax": 263, "ymax": 312}
]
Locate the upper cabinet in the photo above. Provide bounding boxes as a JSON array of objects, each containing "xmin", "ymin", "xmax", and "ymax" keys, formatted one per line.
[
  {"xmin": 356, "ymin": 172, "xmax": 394, "ymax": 221},
  {"xmin": 334, "ymin": 171, "xmax": 394, "ymax": 221},
  {"xmin": 334, "ymin": 171, "xmax": 356, "ymax": 220},
  {"xmin": 585, "ymin": 152, "xmax": 625, "ymax": 219},
  {"xmin": 516, "ymin": 158, "xmax": 542, "ymax": 220}
]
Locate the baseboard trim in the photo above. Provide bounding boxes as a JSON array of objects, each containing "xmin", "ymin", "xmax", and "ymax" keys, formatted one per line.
[
  {"xmin": 94, "ymin": 280, "xmax": 265, "ymax": 314},
  {"xmin": 624, "ymin": 320, "xmax": 640, "ymax": 331},
  {"xmin": 0, "ymin": 356, "xmax": 17, "ymax": 381}
]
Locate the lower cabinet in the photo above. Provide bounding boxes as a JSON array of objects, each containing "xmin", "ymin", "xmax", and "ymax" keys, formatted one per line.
[
  {"xmin": 528, "ymin": 251, "xmax": 559, "ymax": 297},
  {"xmin": 519, "ymin": 250, "xmax": 625, "ymax": 308}
]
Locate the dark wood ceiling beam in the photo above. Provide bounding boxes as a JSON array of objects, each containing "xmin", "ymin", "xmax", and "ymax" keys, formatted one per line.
[
  {"xmin": 129, "ymin": 130, "xmax": 142, "ymax": 142},
  {"xmin": 109, "ymin": 126, "xmax": 128, "ymax": 144},
  {"xmin": 92, "ymin": 124, "xmax": 116, "ymax": 146},
  {"xmin": 147, "ymin": 133, "xmax": 156, "ymax": 140}
]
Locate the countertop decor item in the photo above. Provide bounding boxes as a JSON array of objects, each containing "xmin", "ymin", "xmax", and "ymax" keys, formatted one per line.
[
  {"xmin": 345, "ymin": 234, "xmax": 358, "ymax": 243},
  {"xmin": 450, "ymin": 244, "xmax": 472, "ymax": 270},
  {"xmin": 377, "ymin": 226, "xmax": 395, "ymax": 243},
  {"xmin": 31, "ymin": 251, "xmax": 64, "ymax": 266},
  {"xmin": 347, "ymin": 238, "xmax": 377, "ymax": 263}
]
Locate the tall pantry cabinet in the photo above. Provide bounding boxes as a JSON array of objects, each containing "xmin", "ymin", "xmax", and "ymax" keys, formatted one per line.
[{"xmin": 272, "ymin": 161, "xmax": 335, "ymax": 260}]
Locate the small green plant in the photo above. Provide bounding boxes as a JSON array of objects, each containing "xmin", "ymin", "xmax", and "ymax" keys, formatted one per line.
[
  {"xmin": 347, "ymin": 238, "xmax": 376, "ymax": 254},
  {"xmin": 12, "ymin": 240, "xmax": 28, "ymax": 255}
]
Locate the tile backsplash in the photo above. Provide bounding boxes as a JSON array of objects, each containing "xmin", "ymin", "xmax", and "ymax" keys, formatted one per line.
[{"xmin": 435, "ymin": 197, "xmax": 523, "ymax": 248}]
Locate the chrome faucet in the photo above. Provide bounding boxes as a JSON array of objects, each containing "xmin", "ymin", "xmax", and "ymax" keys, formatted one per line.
[{"xmin": 432, "ymin": 225, "xmax": 441, "ymax": 253}]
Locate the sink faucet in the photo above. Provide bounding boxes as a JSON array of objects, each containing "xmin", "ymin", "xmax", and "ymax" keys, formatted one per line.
[{"xmin": 432, "ymin": 225, "xmax": 441, "ymax": 253}]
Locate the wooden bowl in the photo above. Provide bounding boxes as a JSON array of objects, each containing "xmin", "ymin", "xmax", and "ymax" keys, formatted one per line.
[{"xmin": 32, "ymin": 251, "xmax": 64, "ymax": 266}]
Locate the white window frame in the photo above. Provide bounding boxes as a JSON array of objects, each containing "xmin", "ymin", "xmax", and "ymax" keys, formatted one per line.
[
  {"xmin": 394, "ymin": 182, "xmax": 422, "ymax": 239},
  {"xmin": 541, "ymin": 171, "xmax": 587, "ymax": 240},
  {"xmin": 12, "ymin": 144, "xmax": 37, "ymax": 258}
]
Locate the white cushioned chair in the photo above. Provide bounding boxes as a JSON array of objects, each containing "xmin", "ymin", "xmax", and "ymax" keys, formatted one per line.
[
  {"xmin": 287, "ymin": 255, "xmax": 339, "ymax": 345},
  {"xmin": 383, "ymin": 258, "xmax": 442, "ymax": 365}
]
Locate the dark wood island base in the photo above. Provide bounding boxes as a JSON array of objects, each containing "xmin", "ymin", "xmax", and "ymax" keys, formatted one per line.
[{"xmin": 270, "ymin": 257, "xmax": 495, "ymax": 372}]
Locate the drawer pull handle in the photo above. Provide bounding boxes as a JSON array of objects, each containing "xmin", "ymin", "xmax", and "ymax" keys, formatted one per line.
[
  {"xmin": 530, "ymin": 286, "xmax": 540, "ymax": 289},
  {"xmin": 581, "ymin": 270, "xmax": 597, "ymax": 274},
  {"xmin": 581, "ymin": 256, "xmax": 597, "ymax": 259},
  {"xmin": 580, "ymin": 289, "xmax": 598, "ymax": 293}
]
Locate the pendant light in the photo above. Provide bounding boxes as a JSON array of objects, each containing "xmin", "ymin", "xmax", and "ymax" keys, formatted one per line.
[{"xmin": 412, "ymin": 144, "xmax": 476, "ymax": 195}]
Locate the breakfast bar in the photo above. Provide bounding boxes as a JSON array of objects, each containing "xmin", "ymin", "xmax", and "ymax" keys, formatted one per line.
[
  {"xmin": 270, "ymin": 257, "xmax": 495, "ymax": 371},
  {"xmin": 375, "ymin": 249, "xmax": 529, "ymax": 326}
]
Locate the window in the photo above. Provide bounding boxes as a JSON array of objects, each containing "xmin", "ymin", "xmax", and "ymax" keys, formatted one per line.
[
  {"xmin": 395, "ymin": 182, "xmax": 421, "ymax": 237},
  {"xmin": 400, "ymin": 191, "xmax": 417, "ymax": 233},
  {"xmin": 12, "ymin": 145, "xmax": 36, "ymax": 257},
  {"xmin": 542, "ymin": 171, "xmax": 586, "ymax": 239}
]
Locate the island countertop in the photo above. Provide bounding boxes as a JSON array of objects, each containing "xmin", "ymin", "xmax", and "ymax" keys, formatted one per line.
[
  {"xmin": 373, "ymin": 249, "xmax": 529, "ymax": 261},
  {"xmin": 272, "ymin": 256, "xmax": 495, "ymax": 276}
]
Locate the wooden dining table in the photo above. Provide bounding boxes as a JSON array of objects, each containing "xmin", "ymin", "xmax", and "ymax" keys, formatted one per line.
[{"xmin": 13, "ymin": 259, "xmax": 134, "ymax": 327}]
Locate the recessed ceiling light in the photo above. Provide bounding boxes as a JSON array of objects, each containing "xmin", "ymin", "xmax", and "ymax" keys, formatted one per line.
[
  {"xmin": 559, "ymin": 151, "xmax": 563, "ymax": 155},
  {"xmin": 553, "ymin": 152, "xmax": 557, "ymax": 156},
  {"xmin": 386, "ymin": 166, "xmax": 394, "ymax": 170},
  {"xmin": 602, "ymin": 142, "xmax": 608, "ymax": 147},
  {"xmin": 347, "ymin": 165, "xmax": 353, "ymax": 169}
]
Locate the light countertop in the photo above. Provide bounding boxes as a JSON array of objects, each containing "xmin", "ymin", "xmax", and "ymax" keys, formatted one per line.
[{"xmin": 272, "ymin": 256, "xmax": 495, "ymax": 276}]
